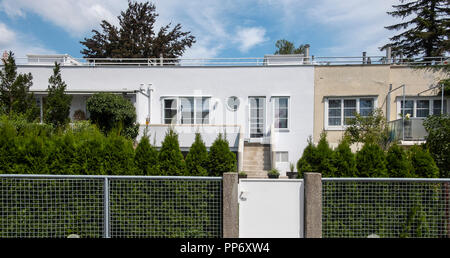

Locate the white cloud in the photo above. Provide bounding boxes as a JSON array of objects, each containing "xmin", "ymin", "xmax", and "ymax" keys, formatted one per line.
[
  {"xmin": 0, "ymin": 22, "xmax": 56, "ymax": 58},
  {"xmin": 0, "ymin": 0, "xmax": 123, "ymax": 36},
  {"xmin": 0, "ymin": 22, "xmax": 16, "ymax": 47},
  {"xmin": 235, "ymin": 27, "xmax": 268, "ymax": 53}
]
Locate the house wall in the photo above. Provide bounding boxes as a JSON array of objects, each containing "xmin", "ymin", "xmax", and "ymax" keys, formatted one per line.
[
  {"xmin": 314, "ymin": 65, "xmax": 447, "ymax": 149},
  {"xmin": 18, "ymin": 65, "xmax": 315, "ymax": 171}
]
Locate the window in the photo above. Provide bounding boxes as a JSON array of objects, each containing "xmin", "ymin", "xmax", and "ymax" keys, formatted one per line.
[
  {"xmin": 273, "ymin": 97, "xmax": 289, "ymax": 129},
  {"xmin": 433, "ymin": 99, "xmax": 447, "ymax": 115},
  {"xmin": 325, "ymin": 97, "xmax": 376, "ymax": 129},
  {"xmin": 275, "ymin": 152, "xmax": 289, "ymax": 162},
  {"xmin": 398, "ymin": 98, "xmax": 448, "ymax": 118},
  {"xmin": 163, "ymin": 97, "xmax": 210, "ymax": 124}
]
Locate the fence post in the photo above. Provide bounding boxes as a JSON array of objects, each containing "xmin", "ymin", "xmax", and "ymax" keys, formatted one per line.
[
  {"xmin": 223, "ymin": 172, "xmax": 239, "ymax": 238},
  {"xmin": 104, "ymin": 177, "xmax": 110, "ymax": 238},
  {"xmin": 304, "ymin": 172, "xmax": 322, "ymax": 238}
]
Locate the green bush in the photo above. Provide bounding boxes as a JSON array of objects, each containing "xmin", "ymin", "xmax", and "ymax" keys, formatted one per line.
[
  {"xmin": 102, "ymin": 130, "xmax": 136, "ymax": 175},
  {"xmin": 297, "ymin": 136, "xmax": 320, "ymax": 177},
  {"xmin": 134, "ymin": 135, "xmax": 160, "ymax": 175},
  {"xmin": 316, "ymin": 132, "xmax": 336, "ymax": 177},
  {"xmin": 207, "ymin": 133, "xmax": 237, "ymax": 176},
  {"xmin": 356, "ymin": 143, "xmax": 388, "ymax": 177},
  {"xmin": 44, "ymin": 62, "xmax": 72, "ymax": 128},
  {"xmin": 86, "ymin": 93, "xmax": 139, "ymax": 139},
  {"xmin": 423, "ymin": 114, "xmax": 450, "ymax": 177},
  {"xmin": 158, "ymin": 128, "xmax": 187, "ymax": 176},
  {"xmin": 185, "ymin": 133, "xmax": 208, "ymax": 176},
  {"xmin": 386, "ymin": 144, "xmax": 413, "ymax": 178},
  {"xmin": 408, "ymin": 145, "xmax": 439, "ymax": 178},
  {"xmin": 331, "ymin": 139, "xmax": 358, "ymax": 177}
]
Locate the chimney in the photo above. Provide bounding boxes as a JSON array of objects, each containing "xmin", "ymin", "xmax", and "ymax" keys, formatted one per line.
[
  {"xmin": 304, "ymin": 44, "xmax": 310, "ymax": 64},
  {"xmin": 386, "ymin": 46, "xmax": 392, "ymax": 64}
]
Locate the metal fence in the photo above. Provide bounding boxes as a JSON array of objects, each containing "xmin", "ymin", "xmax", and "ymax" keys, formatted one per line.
[
  {"xmin": 322, "ymin": 178, "xmax": 450, "ymax": 238},
  {"xmin": 0, "ymin": 174, "xmax": 222, "ymax": 238}
]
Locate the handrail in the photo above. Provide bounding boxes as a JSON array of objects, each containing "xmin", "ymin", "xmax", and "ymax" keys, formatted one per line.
[{"xmin": 10, "ymin": 55, "xmax": 449, "ymax": 67}]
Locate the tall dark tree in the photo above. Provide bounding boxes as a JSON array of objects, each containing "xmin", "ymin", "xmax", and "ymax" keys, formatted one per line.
[
  {"xmin": 0, "ymin": 51, "xmax": 39, "ymax": 121},
  {"xmin": 381, "ymin": 0, "xmax": 450, "ymax": 58},
  {"xmin": 274, "ymin": 39, "xmax": 309, "ymax": 55},
  {"xmin": 44, "ymin": 62, "xmax": 72, "ymax": 127},
  {"xmin": 80, "ymin": 1, "xmax": 195, "ymax": 59}
]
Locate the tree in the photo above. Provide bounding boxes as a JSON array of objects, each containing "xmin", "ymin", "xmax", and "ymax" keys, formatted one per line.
[
  {"xmin": 381, "ymin": 0, "xmax": 449, "ymax": 58},
  {"xmin": 344, "ymin": 108, "xmax": 391, "ymax": 150},
  {"xmin": 80, "ymin": 1, "xmax": 195, "ymax": 59},
  {"xmin": 86, "ymin": 93, "xmax": 139, "ymax": 139},
  {"xmin": 297, "ymin": 136, "xmax": 320, "ymax": 177},
  {"xmin": 134, "ymin": 135, "xmax": 159, "ymax": 175},
  {"xmin": 408, "ymin": 145, "xmax": 439, "ymax": 178},
  {"xmin": 274, "ymin": 39, "xmax": 309, "ymax": 55},
  {"xmin": 158, "ymin": 128, "xmax": 187, "ymax": 176},
  {"xmin": 386, "ymin": 143, "xmax": 413, "ymax": 177},
  {"xmin": 316, "ymin": 132, "xmax": 336, "ymax": 177},
  {"xmin": 331, "ymin": 139, "xmax": 358, "ymax": 177},
  {"xmin": 207, "ymin": 133, "xmax": 236, "ymax": 176},
  {"xmin": 44, "ymin": 62, "xmax": 72, "ymax": 128},
  {"xmin": 0, "ymin": 51, "xmax": 39, "ymax": 121},
  {"xmin": 423, "ymin": 114, "xmax": 450, "ymax": 177},
  {"xmin": 356, "ymin": 143, "xmax": 389, "ymax": 177},
  {"xmin": 185, "ymin": 133, "xmax": 208, "ymax": 176}
]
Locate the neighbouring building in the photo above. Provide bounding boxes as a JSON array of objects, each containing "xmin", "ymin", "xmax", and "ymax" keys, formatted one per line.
[{"xmin": 8, "ymin": 51, "xmax": 449, "ymax": 177}]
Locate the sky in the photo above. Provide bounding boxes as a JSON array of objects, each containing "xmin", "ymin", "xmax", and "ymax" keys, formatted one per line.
[{"xmin": 0, "ymin": 0, "xmax": 403, "ymax": 59}]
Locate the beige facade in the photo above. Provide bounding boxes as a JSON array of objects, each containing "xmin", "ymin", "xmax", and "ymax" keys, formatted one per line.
[{"xmin": 313, "ymin": 64, "xmax": 448, "ymax": 148}]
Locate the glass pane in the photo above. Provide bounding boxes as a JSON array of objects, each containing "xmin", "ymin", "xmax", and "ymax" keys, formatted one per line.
[
  {"xmin": 433, "ymin": 100, "xmax": 447, "ymax": 115},
  {"xmin": 164, "ymin": 99, "xmax": 177, "ymax": 110},
  {"xmin": 180, "ymin": 98, "xmax": 194, "ymax": 124},
  {"xmin": 417, "ymin": 100, "xmax": 429, "ymax": 109},
  {"xmin": 360, "ymin": 99, "xmax": 374, "ymax": 109},
  {"xmin": 276, "ymin": 119, "xmax": 288, "ymax": 129},
  {"xmin": 328, "ymin": 109, "xmax": 341, "ymax": 117},
  {"xmin": 344, "ymin": 109, "xmax": 356, "ymax": 116},
  {"xmin": 278, "ymin": 98, "xmax": 288, "ymax": 108},
  {"xmin": 329, "ymin": 99, "xmax": 341, "ymax": 108},
  {"xmin": 401, "ymin": 100, "xmax": 414, "ymax": 117},
  {"xmin": 360, "ymin": 109, "xmax": 372, "ymax": 117},
  {"xmin": 416, "ymin": 109, "xmax": 429, "ymax": 118},
  {"xmin": 328, "ymin": 118, "xmax": 341, "ymax": 126},
  {"xmin": 344, "ymin": 99, "xmax": 356, "ymax": 108}
]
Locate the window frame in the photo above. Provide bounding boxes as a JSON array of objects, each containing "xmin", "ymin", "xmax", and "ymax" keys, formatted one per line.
[
  {"xmin": 162, "ymin": 96, "xmax": 211, "ymax": 125},
  {"xmin": 324, "ymin": 97, "xmax": 377, "ymax": 130},
  {"xmin": 396, "ymin": 97, "xmax": 448, "ymax": 119},
  {"xmin": 272, "ymin": 96, "xmax": 290, "ymax": 131}
]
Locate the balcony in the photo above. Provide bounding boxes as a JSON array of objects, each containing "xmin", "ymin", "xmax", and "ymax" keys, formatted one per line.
[
  {"xmin": 389, "ymin": 118, "xmax": 427, "ymax": 143},
  {"xmin": 137, "ymin": 124, "xmax": 243, "ymax": 151}
]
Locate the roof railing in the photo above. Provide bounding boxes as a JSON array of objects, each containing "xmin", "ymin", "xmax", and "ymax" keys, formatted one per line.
[{"xmin": 11, "ymin": 56, "xmax": 450, "ymax": 67}]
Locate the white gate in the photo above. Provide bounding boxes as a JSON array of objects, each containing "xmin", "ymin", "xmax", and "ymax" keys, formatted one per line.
[{"xmin": 238, "ymin": 179, "xmax": 304, "ymax": 238}]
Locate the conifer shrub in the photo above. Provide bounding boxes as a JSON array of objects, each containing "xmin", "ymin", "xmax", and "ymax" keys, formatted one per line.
[
  {"xmin": 185, "ymin": 133, "xmax": 208, "ymax": 176},
  {"xmin": 316, "ymin": 132, "xmax": 336, "ymax": 177},
  {"xmin": 71, "ymin": 126, "xmax": 106, "ymax": 175},
  {"xmin": 102, "ymin": 131, "xmax": 136, "ymax": 175},
  {"xmin": 297, "ymin": 136, "xmax": 319, "ymax": 178},
  {"xmin": 356, "ymin": 143, "xmax": 388, "ymax": 177},
  {"xmin": 407, "ymin": 145, "xmax": 439, "ymax": 178},
  {"xmin": 331, "ymin": 139, "xmax": 358, "ymax": 177},
  {"xmin": 386, "ymin": 144, "xmax": 413, "ymax": 178},
  {"xmin": 134, "ymin": 135, "xmax": 159, "ymax": 175},
  {"xmin": 207, "ymin": 133, "xmax": 237, "ymax": 176},
  {"xmin": 158, "ymin": 128, "xmax": 187, "ymax": 176},
  {"xmin": 47, "ymin": 132, "xmax": 77, "ymax": 175}
]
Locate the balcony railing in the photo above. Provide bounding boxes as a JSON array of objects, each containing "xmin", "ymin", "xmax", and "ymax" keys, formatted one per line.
[{"xmin": 388, "ymin": 118, "xmax": 427, "ymax": 142}]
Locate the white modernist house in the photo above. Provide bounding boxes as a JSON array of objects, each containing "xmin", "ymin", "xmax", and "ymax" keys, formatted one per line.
[{"xmin": 17, "ymin": 54, "xmax": 315, "ymax": 177}]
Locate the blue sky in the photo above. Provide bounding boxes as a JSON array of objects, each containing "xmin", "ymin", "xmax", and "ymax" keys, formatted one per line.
[{"xmin": 0, "ymin": 0, "xmax": 401, "ymax": 59}]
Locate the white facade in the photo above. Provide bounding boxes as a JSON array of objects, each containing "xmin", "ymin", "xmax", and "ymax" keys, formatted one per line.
[{"xmin": 18, "ymin": 63, "xmax": 315, "ymax": 174}]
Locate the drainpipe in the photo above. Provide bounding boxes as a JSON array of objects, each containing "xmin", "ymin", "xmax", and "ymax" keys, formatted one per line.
[{"xmin": 139, "ymin": 83, "xmax": 153, "ymax": 125}]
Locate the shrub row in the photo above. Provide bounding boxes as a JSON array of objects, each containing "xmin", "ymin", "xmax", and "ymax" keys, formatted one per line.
[
  {"xmin": 0, "ymin": 116, "xmax": 237, "ymax": 176},
  {"xmin": 297, "ymin": 132, "xmax": 439, "ymax": 178}
]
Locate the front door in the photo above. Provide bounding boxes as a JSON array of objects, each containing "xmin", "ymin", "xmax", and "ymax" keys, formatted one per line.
[{"xmin": 249, "ymin": 97, "xmax": 265, "ymax": 140}]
